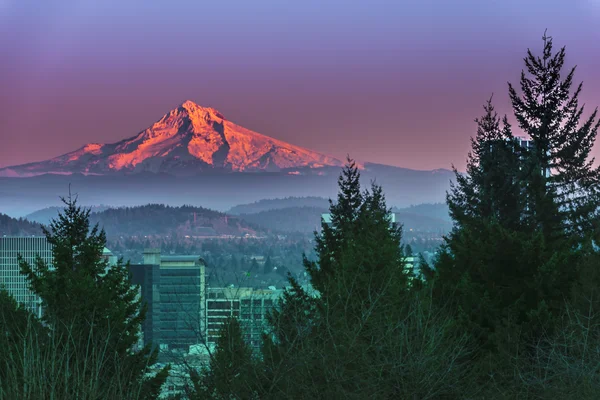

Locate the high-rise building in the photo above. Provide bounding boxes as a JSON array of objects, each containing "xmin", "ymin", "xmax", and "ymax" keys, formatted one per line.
[
  {"xmin": 128, "ymin": 263, "xmax": 161, "ymax": 350},
  {"xmin": 134, "ymin": 249, "xmax": 207, "ymax": 354},
  {"xmin": 0, "ymin": 236, "xmax": 53, "ymax": 317}
]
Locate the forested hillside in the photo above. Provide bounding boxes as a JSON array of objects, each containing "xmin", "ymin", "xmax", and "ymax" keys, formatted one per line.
[
  {"xmin": 239, "ymin": 206, "xmax": 328, "ymax": 233},
  {"xmin": 25, "ymin": 205, "xmax": 112, "ymax": 225},
  {"xmin": 394, "ymin": 202, "xmax": 451, "ymax": 221},
  {"xmin": 238, "ymin": 205, "xmax": 452, "ymax": 234},
  {"xmin": 88, "ymin": 204, "xmax": 262, "ymax": 237},
  {"xmin": 228, "ymin": 197, "xmax": 330, "ymax": 214},
  {"xmin": 0, "ymin": 213, "xmax": 43, "ymax": 236}
]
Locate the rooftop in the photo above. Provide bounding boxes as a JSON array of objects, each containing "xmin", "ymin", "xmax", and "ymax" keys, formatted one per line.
[{"xmin": 161, "ymin": 255, "xmax": 205, "ymax": 263}]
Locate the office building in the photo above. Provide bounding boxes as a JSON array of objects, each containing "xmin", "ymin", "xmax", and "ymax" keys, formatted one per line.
[
  {"xmin": 136, "ymin": 249, "xmax": 207, "ymax": 354},
  {"xmin": 129, "ymin": 263, "xmax": 161, "ymax": 350},
  {"xmin": 206, "ymin": 286, "xmax": 283, "ymax": 348},
  {"xmin": 0, "ymin": 236, "xmax": 53, "ymax": 317}
]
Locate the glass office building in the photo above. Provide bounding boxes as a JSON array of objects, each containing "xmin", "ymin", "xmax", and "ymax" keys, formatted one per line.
[
  {"xmin": 0, "ymin": 236, "xmax": 53, "ymax": 317},
  {"xmin": 128, "ymin": 263, "xmax": 161, "ymax": 350},
  {"xmin": 141, "ymin": 249, "xmax": 207, "ymax": 354}
]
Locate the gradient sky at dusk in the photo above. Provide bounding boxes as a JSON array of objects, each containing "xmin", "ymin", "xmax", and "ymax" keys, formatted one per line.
[{"xmin": 1, "ymin": 0, "xmax": 600, "ymax": 171}]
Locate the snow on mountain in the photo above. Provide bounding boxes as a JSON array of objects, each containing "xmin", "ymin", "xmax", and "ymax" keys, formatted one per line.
[{"xmin": 0, "ymin": 101, "xmax": 344, "ymax": 177}]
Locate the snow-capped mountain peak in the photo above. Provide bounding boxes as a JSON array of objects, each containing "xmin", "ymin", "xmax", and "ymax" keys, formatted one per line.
[{"xmin": 0, "ymin": 100, "xmax": 344, "ymax": 177}]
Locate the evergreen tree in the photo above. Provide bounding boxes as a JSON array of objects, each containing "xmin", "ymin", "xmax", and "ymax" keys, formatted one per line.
[
  {"xmin": 305, "ymin": 156, "xmax": 363, "ymax": 294},
  {"xmin": 0, "ymin": 289, "xmax": 48, "ymax": 397},
  {"xmin": 448, "ymin": 96, "xmax": 524, "ymax": 232},
  {"xmin": 249, "ymin": 257, "xmax": 260, "ymax": 274},
  {"xmin": 508, "ymin": 31, "xmax": 600, "ymax": 238},
  {"xmin": 433, "ymin": 33, "xmax": 599, "ymax": 354},
  {"xmin": 258, "ymin": 276, "xmax": 320, "ymax": 397},
  {"xmin": 195, "ymin": 317, "xmax": 257, "ymax": 400},
  {"xmin": 19, "ymin": 194, "xmax": 168, "ymax": 399},
  {"xmin": 256, "ymin": 159, "xmax": 467, "ymax": 399},
  {"xmin": 263, "ymin": 255, "xmax": 274, "ymax": 274}
]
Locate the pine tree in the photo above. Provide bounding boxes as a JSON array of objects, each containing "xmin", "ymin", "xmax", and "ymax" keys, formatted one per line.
[
  {"xmin": 448, "ymin": 96, "xmax": 524, "ymax": 232},
  {"xmin": 508, "ymin": 31, "xmax": 600, "ymax": 238},
  {"xmin": 433, "ymin": 33, "xmax": 600, "ymax": 353},
  {"xmin": 196, "ymin": 317, "xmax": 256, "ymax": 400},
  {"xmin": 305, "ymin": 156, "xmax": 363, "ymax": 294},
  {"xmin": 19, "ymin": 193, "xmax": 168, "ymax": 399},
  {"xmin": 263, "ymin": 255, "xmax": 273, "ymax": 274},
  {"xmin": 0, "ymin": 289, "xmax": 48, "ymax": 396},
  {"xmin": 259, "ymin": 277, "xmax": 319, "ymax": 397},
  {"xmin": 262, "ymin": 159, "xmax": 425, "ymax": 398}
]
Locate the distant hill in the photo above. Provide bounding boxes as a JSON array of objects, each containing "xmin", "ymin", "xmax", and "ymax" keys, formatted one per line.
[
  {"xmin": 88, "ymin": 204, "xmax": 262, "ymax": 237},
  {"xmin": 394, "ymin": 203, "xmax": 451, "ymax": 222},
  {"xmin": 0, "ymin": 162, "xmax": 454, "ymax": 216},
  {"xmin": 395, "ymin": 211, "xmax": 452, "ymax": 232},
  {"xmin": 229, "ymin": 197, "xmax": 330, "ymax": 215},
  {"xmin": 237, "ymin": 204, "xmax": 452, "ymax": 234},
  {"xmin": 26, "ymin": 205, "xmax": 113, "ymax": 225},
  {"xmin": 239, "ymin": 206, "xmax": 329, "ymax": 233},
  {"xmin": 0, "ymin": 213, "xmax": 43, "ymax": 236}
]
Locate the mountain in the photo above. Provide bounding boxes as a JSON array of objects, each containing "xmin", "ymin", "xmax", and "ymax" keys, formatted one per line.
[
  {"xmin": 0, "ymin": 100, "xmax": 456, "ymax": 216},
  {"xmin": 0, "ymin": 101, "xmax": 344, "ymax": 178}
]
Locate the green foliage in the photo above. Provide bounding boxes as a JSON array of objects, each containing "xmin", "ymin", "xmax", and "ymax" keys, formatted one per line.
[
  {"xmin": 508, "ymin": 31, "xmax": 600, "ymax": 237},
  {"xmin": 248, "ymin": 159, "xmax": 471, "ymax": 399},
  {"xmin": 0, "ymin": 289, "xmax": 47, "ymax": 395},
  {"xmin": 15, "ymin": 194, "xmax": 168, "ymax": 399},
  {"xmin": 191, "ymin": 317, "xmax": 257, "ymax": 400},
  {"xmin": 433, "ymin": 32, "xmax": 600, "ymax": 372}
]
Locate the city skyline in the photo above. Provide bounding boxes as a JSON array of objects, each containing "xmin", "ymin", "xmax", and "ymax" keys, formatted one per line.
[{"xmin": 1, "ymin": 0, "xmax": 600, "ymax": 171}]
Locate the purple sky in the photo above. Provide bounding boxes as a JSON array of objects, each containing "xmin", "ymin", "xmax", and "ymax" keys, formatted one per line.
[{"xmin": 1, "ymin": 0, "xmax": 599, "ymax": 171}]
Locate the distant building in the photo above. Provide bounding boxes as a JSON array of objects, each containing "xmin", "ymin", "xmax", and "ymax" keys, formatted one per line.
[
  {"xmin": 515, "ymin": 136, "xmax": 533, "ymax": 150},
  {"xmin": 0, "ymin": 236, "xmax": 53, "ymax": 318},
  {"xmin": 206, "ymin": 286, "xmax": 283, "ymax": 348},
  {"xmin": 101, "ymin": 247, "xmax": 119, "ymax": 267},
  {"xmin": 132, "ymin": 249, "xmax": 207, "ymax": 354},
  {"xmin": 404, "ymin": 255, "xmax": 423, "ymax": 282}
]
